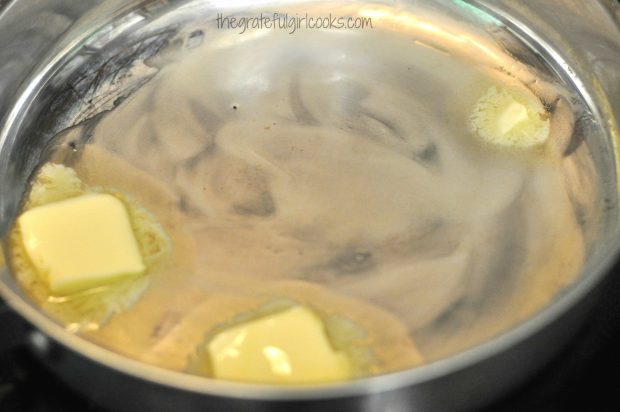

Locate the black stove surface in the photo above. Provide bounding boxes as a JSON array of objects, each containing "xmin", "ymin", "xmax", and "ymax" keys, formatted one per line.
[{"xmin": 1, "ymin": 267, "xmax": 620, "ymax": 412}]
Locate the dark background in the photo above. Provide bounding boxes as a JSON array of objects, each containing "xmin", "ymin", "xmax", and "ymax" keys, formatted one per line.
[{"xmin": 1, "ymin": 262, "xmax": 620, "ymax": 412}]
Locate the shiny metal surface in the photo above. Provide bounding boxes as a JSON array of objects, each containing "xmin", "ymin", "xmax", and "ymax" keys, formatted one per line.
[{"xmin": 0, "ymin": 1, "xmax": 619, "ymax": 411}]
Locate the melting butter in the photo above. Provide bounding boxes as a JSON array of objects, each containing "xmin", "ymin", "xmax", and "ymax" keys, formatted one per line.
[
  {"xmin": 8, "ymin": 163, "xmax": 170, "ymax": 330},
  {"xmin": 470, "ymin": 86, "xmax": 549, "ymax": 147},
  {"xmin": 18, "ymin": 193, "xmax": 145, "ymax": 295},
  {"xmin": 207, "ymin": 305, "xmax": 351, "ymax": 384}
]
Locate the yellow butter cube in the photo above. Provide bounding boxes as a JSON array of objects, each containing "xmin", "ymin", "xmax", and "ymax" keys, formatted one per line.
[
  {"xmin": 207, "ymin": 306, "xmax": 351, "ymax": 384},
  {"xmin": 18, "ymin": 193, "xmax": 145, "ymax": 295}
]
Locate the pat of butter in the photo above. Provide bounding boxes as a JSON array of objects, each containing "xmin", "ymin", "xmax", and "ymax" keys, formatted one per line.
[
  {"xmin": 470, "ymin": 86, "xmax": 549, "ymax": 147},
  {"xmin": 497, "ymin": 101, "xmax": 528, "ymax": 135},
  {"xmin": 18, "ymin": 193, "xmax": 145, "ymax": 295},
  {"xmin": 207, "ymin": 306, "xmax": 351, "ymax": 384}
]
